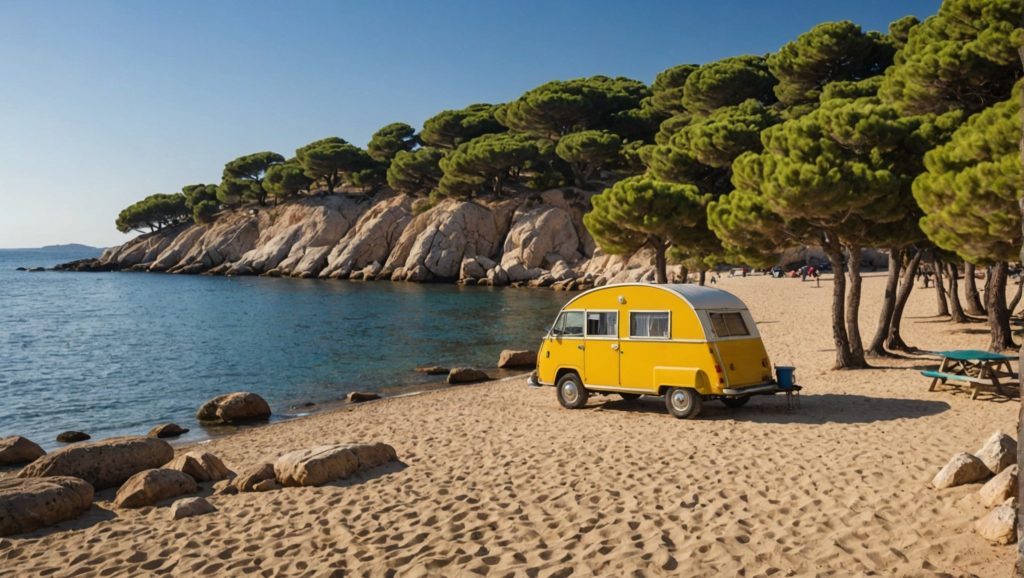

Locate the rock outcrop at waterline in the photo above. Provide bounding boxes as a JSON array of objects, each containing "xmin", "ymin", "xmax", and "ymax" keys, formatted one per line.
[{"xmin": 58, "ymin": 189, "xmax": 685, "ymax": 287}]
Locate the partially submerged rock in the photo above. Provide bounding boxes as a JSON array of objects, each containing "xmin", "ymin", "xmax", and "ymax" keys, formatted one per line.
[
  {"xmin": 274, "ymin": 442, "xmax": 397, "ymax": 487},
  {"xmin": 976, "ymin": 498, "xmax": 1018, "ymax": 545},
  {"xmin": 196, "ymin": 392, "xmax": 271, "ymax": 424},
  {"xmin": 497, "ymin": 349, "xmax": 537, "ymax": 369},
  {"xmin": 415, "ymin": 365, "xmax": 449, "ymax": 375},
  {"xmin": 114, "ymin": 468, "xmax": 198, "ymax": 508},
  {"xmin": 347, "ymin": 391, "xmax": 381, "ymax": 403},
  {"xmin": 166, "ymin": 451, "xmax": 232, "ymax": 483},
  {"xmin": 447, "ymin": 367, "xmax": 489, "ymax": 384},
  {"xmin": 980, "ymin": 465, "xmax": 1018, "ymax": 508},
  {"xmin": 148, "ymin": 423, "xmax": 189, "ymax": 439},
  {"xmin": 56, "ymin": 431, "xmax": 90, "ymax": 444},
  {"xmin": 18, "ymin": 436, "xmax": 174, "ymax": 490},
  {"xmin": 0, "ymin": 436, "xmax": 45, "ymax": 466},
  {"xmin": 169, "ymin": 497, "xmax": 216, "ymax": 520},
  {"xmin": 932, "ymin": 452, "xmax": 990, "ymax": 489},
  {"xmin": 975, "ymin": 432, "xmax": 1016, "ymax": 475},
  {"xmin": 0, "ymin": 477, "xmax": 94, "ymax": 537}
]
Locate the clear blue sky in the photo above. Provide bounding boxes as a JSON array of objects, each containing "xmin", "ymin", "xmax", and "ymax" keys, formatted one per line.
[{"xmin": 0, "ymin": 0, "xmax": 941, "ymax": 248}]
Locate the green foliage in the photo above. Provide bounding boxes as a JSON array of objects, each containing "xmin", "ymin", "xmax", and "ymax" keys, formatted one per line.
[
  {"xmin": 555, "ymin": 130, "xmax": 622, "ymax": 188},
  {"xmin": 496, "ymin": 76, "xmax": 649, "ymax": 139},
  {"xmin": 115, "ymin": 193, "xmax": 189, "ymax": 234},
  {"xmin": 367, "ymin": 122, "xmax": 418, "ymax": 163},
  {"xmin": 650, "ymin": 64, "xmax": 699, "ymax": 116},
  {"xmin": 644, "ymin": 99, "xmax": 779, "ymax": 191},
  {"xmin": 880, "ymin": 0, "xmax": 1024, "ymax": 115},
  {"xmin": 681, "ymin": 55, "xmax": 777, "ymax": 116},
  {"xmin": 192, "ymin": 200, "xmax": 220, "ymax": 224},
  {"xmin": 888, "ymin": 15, "xmax": 920, "ymax": 49},
  {"xmin": 264, "ymin": 161, "xmax": 312, "ymax": 200},
  {"xmin": 653, "ymin": 112, "xmax": 693, "ymax": 146},
  {"xmin": 767, "ymin": 21, "xmax": 895, "ymax": 108},
  {"xmin": 219, "ymin": 151, "xmax": 285, "ymax": 206},
  {"xmin": 914, "ymin": 95, "xmax": 1022, "ymax": 263},
  {"xmin": 420, "ymin": 104, "xmax": 505, "ymax": 149},
  {"xmin": 386, "ymin": 147, "xmax": 445, "ymax": 196},
  {"xmin": 296, "ymin": 138, "xmax": 376, "ymax": 194},
  {"xmin": 181, "ymin": 184, "xmax": 220, "ymax": 223},
  {"xmin": 437, "ymin": 132, "xmax": 544, "ymax": 197}
]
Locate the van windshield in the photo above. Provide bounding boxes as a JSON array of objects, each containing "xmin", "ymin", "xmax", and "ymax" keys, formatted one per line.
[{"xmin": 552, "ymin": 311, "xmax": 584, "ymax": 337}]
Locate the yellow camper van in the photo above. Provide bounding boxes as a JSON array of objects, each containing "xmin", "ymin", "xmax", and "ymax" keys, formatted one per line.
[{"xmin": 532, "ymin": 283, "xmax": 789, "ymax": 418}]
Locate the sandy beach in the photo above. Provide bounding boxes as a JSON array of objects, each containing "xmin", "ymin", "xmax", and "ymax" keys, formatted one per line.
[{"xmin": 1, "ymin": 273, "xmax": 1018, "ymax": 577}]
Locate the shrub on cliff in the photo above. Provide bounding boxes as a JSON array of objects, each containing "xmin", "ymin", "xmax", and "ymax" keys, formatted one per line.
[{"xmin": 115, "ymin": 193, "xmax": 190, "ymax": 233}]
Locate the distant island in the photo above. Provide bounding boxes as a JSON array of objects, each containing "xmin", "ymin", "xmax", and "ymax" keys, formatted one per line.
[{"xmin": 1, "ymin": 244, "xmax": 103, "ymax": 253}]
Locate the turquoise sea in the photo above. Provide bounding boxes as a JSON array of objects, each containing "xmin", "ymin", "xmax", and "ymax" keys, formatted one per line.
[{"xmin": 0, "ymin": 247, "xmax": 568, "ymax": 450}]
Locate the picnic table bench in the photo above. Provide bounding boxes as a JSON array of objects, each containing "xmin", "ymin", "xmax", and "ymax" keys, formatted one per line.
[{"xmin": 921, "ymin": 350, "xmax": 1018, "ymax": 400}]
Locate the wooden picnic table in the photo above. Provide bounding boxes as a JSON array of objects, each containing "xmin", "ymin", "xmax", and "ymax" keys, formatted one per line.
[{"xmin": 922, "ymin": 349, "xmax": 1018, "ymax": 400}]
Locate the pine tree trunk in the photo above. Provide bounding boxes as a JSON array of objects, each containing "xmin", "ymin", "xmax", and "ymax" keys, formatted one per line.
[
  {"xmin": 825, "ymin": 243, "xmax": 855, "ymax": 370},
  {"xmin": 698, "ymin": 270, "xmax": 706, "ymax": 286},
  {"xmin": 946, "ymin": 262, "xmax": 969, "ymax": 323},
  {"xmin": 963, "ymin": 263, "xmax": 986, "ymax": 316},
  {"xmin": 886, "ymin": 249, "xmax": 922, "ymax": 352},
  {"xmin": 933, "ymin": 258, "xmax": 950, "ymax": 316},
  {"xmin": 1015, "ymin": 40, "xmax": 1024, "ymax": 578},
  {"xmin": 1009, "ymin": 274, "xmax": 1023, "ymax": 313},
  {"xmin": 844, "ymin": 245, "xmax": 868, "ymax": 367},
  {"xmin": 651, "ymin": 237, "xmax": 667, "ymax": 284},
  {"xmin": 867, "ymin": 248, "xmax": 903, "ymax": 358},
  {"xmin": 987, "ymin": 261, "xmax": 1016, "ymax": 351}
]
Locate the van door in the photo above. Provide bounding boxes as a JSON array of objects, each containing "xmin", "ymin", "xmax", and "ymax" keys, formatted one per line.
[
  {"xmin": 546, "ymin": 310, "xmax": 585, "ymax": 380},
  {"xmin": 583, "ymin": 310, "xmax": 620, "ymax": 388}
]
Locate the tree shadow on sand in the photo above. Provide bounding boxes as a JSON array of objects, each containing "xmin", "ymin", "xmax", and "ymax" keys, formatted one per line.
[{"xmin": 593, "ymin": 392, "xmax": 951, "ymax": 425}]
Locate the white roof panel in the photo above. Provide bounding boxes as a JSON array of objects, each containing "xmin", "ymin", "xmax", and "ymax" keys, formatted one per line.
[{"xmin": 659, "ymin": 284, "xmax": 749, "ymax": 311}]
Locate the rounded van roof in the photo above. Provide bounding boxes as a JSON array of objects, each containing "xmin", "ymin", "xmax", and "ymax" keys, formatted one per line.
[{"xmin": 565, "ymin": 283, "xmax": 749, "ymax": 311}]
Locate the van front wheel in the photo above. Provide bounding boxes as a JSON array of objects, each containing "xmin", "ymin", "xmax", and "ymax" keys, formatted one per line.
[
  {"xmin": 664, "ymin": 387, "xmax": 702, "ymax": 419},
  {"xmin": 556, "ymin": 373, "xmax": 589, "ymax": 409}
]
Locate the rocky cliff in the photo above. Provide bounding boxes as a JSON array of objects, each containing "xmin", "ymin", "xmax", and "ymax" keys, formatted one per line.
[{"xmin": 63, "ymin": 190, "xmax": 681, "ymax": 289}]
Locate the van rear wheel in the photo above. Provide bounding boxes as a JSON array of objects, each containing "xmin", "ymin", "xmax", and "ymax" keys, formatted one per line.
[
  {"xmin": 664, "ymin": 387, "xmax": 702, "ymax": 419},
  {"xmin": 556, "ymin": 373, "xmax": 589, "ymax": 409},
  {"xmin": 722, "ymin": 396, "xmax": 750, "ymax": 408}
]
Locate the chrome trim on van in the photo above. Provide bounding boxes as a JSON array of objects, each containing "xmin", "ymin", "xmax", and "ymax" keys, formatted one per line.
[{"xmin": 721, "ymin": 383, "xmax": 778, "ymax": 396}]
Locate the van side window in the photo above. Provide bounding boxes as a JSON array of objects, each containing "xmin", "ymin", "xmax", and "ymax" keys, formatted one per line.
[
  {"xmin": 710, "ymin": 312, "xmax": 750, "ymax": 337},
  {"xmin": 586, "ymin": 311, "xmax": 617, "ymax": 337},
  {"xmin": 553, "ymin": 311, "xmax": 584, "ymax": 337},
  {"xmin": 630, "ymin": 311, "xmax": 670, "ymax": 338}
]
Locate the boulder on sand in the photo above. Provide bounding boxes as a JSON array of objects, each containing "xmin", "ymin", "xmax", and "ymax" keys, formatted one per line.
[
  {"xmin": 274, "ymin": 442, "xmax": 397, "ymax": 487},
  {"xmin": 976, "ymin": 498, "xmax": 1018, "ymax": 545},
  {"xmin": 196, "ymin": 392, "xmax": 271, "ymax": 424},
  {"xmin": 980, "ymin": 465, "xmax": 1018, "ymax": 508},
  {"xmin": 497, "ymin": 349, "xmax": 537, "ymax": 369},
  {"xmin": 169, "ymin": 497, "xmax": 216, "ymax": 520},
  {"xmin": 114, "ymin": 468, "xmax": 198, "ymax": 508},
  {"xmin": 166, "ymin": 451, "xmax": 232, "ymax": 483},
  {"xmin": 228, "ymin": 463, "xmax": 276, "ymax": 493},
  {"xmin": 148, "ymin": 423, "xmax": 189, "ymax": 439},
  {"xmin": 0, "ymin": 476, "xmax": 94, "ymax": 537},
  {"xmin": 975, "ymin": 432, "xmax": 1017, "ymax": 475},
  {"xmin": 56, "ymin": 431, "xmax": 90, "ymax": 443},
  {"xmin": 931, "ymin": 452, "xmax": 991, "ymax": 489},
  {"xmin": 18, "ymin": 436, "xmax": 174, "ymax": 490},
  {"xmin": 0, "ymin": 436, "xmax": 45, "ymax": 466},
  {"xmin": 347, "ymin": 391, "xmax": 381, "ymax": 403},
  {"xmin": 447, "ymin": 367, "xmax": 490, "ymax": 384}
]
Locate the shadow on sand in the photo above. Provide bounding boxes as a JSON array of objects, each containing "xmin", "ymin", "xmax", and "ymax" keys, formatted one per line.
[{"xmin": 592, "ymin": 392, "xmax": 951, "ymax": 425}]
